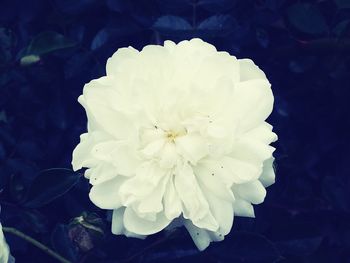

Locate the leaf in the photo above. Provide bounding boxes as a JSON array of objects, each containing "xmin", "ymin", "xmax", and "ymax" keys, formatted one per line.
[
  {"xmin": 51, "ymin": 224, "xmax": 79, "ymax": 261},
  {"xmin": 287, "ymin": 3, "xmax": 327, "ymax": 34},
  {"xmin": 153, "ymin": 16, "xmax": 192, "ymax": 36},
  {"xmin": 275, "ymin": 237, "xmax": 323, "ymax": 256},
  {"xmin": 197, "ymin": 15, "xmax": 236, "ymax": 37},
  {"xmin": 26, "ymin": 31, "xmax": 76, "ymax": 56},
  {"xmin": 209, "ymin": 231, "xmax": 281, "ymax": 262},
  {"xmin": 322, "ymin": 176, "xmax": 350, "ymax": 212},
  {"xmin": 198, "ymin": 0, "xmax": 236, "ymax": 12},
  {"xmin": 334, "ymin": 0, "xmax": 350, "ymax": 9},
  {"xmin": 20, "ymin": 55, "xmax": 40, "ymax": 66},
  {"xmin": 24, "ymin": 168, "xmax": 81, "ymax": 208},
  {"xmin": 333, "ymin": 20, "xmax": 350, "ymax": 37}
]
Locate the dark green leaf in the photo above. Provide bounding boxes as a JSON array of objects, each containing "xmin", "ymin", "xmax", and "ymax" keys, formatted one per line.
[
  {"xmin": 24, "ymin": 168, "xmax": 81, "ymax": 208},
  {"xmin": 287, "ymin": 3, "xmax": 327, "ymax": 34},
  {"xmin": 26, "ymin": 31, "xmax": 76, "ymax": 56}
]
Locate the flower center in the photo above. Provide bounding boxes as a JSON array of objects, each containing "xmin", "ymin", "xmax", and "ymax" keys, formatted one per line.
[{"xmin": 165, "ymin": 129, "xmax": 186, "ymax": 143}]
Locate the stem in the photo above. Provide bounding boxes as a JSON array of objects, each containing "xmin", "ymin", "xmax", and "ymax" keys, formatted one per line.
[{"xmin": 3, "ymin": 227, "xmax": 71, "ymax": 263}]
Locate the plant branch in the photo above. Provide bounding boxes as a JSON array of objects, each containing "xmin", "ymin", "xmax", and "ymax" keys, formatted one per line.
[{"xmin": 3, "ymin": 227, "xmax": 71, "ymax": 263}]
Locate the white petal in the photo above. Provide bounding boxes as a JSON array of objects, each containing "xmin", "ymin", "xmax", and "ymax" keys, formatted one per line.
[
  {"xmin": 82, "ymin": 84, "xmax": 137, "ymax": 140},
  {"xmin": 233, "ymin": 199, "xmax": 255, "ymax": 218},
  {"xmin": 184, "ymin": 220, "xmax": 211, "ymax": 251},
  {"xmin": 242, "ymin": 122, "xmax": 278, "ymax": 144},
  {"xmin": 239, "ymin": 59, "xmax": 266, "ymax": 81},
  {"xmin": 176, "ymin": 134, "xmax": 208, "ymax": 164},
  {"xmin": 222, "ymin": 156, "xmax": 262, "ymax": 184},
  {"xmin": 136, "ymin": 175, "xmax": 169, "ymax": 214},
  {"xmin": 231, "ymin": 79, "xmax": 274, "ymax": 132},
  {"xmin": 106, "ymin": 47, "xmax": 139, "ymax": 76},
  {"xmin": 159, "ymin": 143, "xmax": 178, "ymax": 169},
  {"xmin": 123, "ymin": 208, "xmax": 171, "ymax": 235},
  {"xmin": 119, "ymin": 162, "xmax": 165, "ymax": 205},
  {"xmin": 194, "ymin": 164, "xmax": 234, "ymax": 201},
  {"xmin": 234, "ymin": 180, "xmax": 266, "ymax": 204},
  {"xmin": 0, "ymin": 223, "xmax": 10, "ymax": 263},
  {"xmin": 259, "ymin": 157, "xmax": 276, "ymax": 187},
  {"xmin": 89, "ymin": 163, "xmax": 116, "ymax": 185},
  {"xmin": 205, "ymin": 191, "xmax": 234, "ymax": 235},
  {"xmin": 72, "ymin": 132, "xmax": 110, "ymax": 171},
  {"xmin": 111, "ymin": 207, "xmax": 125, "ymax": 235},
  {"xmin": 89, "ymin": 176, "xmax": 125, "ymax": 209},
  {"xmin": 163, "ymin": 175, "xmax": 182, "ymax": 220},
  {"xmin": 174, "ymin": 162, "xmax": 210, "ymax": 222}
]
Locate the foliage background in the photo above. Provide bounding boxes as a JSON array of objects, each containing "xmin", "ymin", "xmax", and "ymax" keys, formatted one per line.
[{"xmin": 0, "ymin": 0, "xmax": 350, "ymax": 262}]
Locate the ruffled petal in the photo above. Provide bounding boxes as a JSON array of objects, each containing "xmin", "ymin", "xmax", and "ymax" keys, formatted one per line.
[
  {"xmin": 184, "ymin": 220, "xmax": 212, "ymax": 251},
  {"xmin": 175, "ymin": 134, "xmax": 208, "ymax": 165},
  {"xmin": 234, "ymin": 180, "xmax": 266, "ymax": 204},
  {"xmin": 259, "ymin": 157, "xmax": 276, "ymax": 187},
  {"xmin": 230, "ymin": 79, "xmax": 274, "ymax": 132},
  {"xmin": 239, "ymin": 59, "xmax": 266, "ymax": 81},
  {"xmin": 123, "ymin": 208, "xmax": 171, "ymax": 235},
  {"xmin": 89, "ymin": 176, "xmax": 125, "ymax": 209},
  {"xmin": 233, "ymin": 199, "xmax": 255, "ymax": 218}
]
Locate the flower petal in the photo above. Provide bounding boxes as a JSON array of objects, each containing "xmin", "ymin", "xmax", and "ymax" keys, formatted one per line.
[
  {"xmin": 234, "ymin": 180, "xmax": 266, "ymax": 204},
  {"xmin": 233, "ymin": 199, "xmax": 255, "ymax": 218},
  {"xmin": 89, "ymin": 176, "xmax": 125, "ymax": 209},
  {"xmin": 239, "ymin": 59, "xmax": 266, "ymax": 81},
  {"xmin": 259, "ymin": 157, "xmax": 276, "ymax": 187},
  {"xmin": 176, "ymin": 134, "xmax": 208, "ymax": 165},
  {"xmin": 123, "ymin": 208, "xmax": 171, "ymax": 235}
]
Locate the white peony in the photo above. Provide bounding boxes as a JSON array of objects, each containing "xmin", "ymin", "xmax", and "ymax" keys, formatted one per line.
[
  {"xmin": 0, "ymin": 223, "xmax": 10, "ymax": 263},
  {"xmin": 72, "ymin": 38, "xmax": 277, "ymax": 250}
]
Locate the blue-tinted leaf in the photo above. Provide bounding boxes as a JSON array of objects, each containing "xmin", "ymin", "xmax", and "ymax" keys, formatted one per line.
[
  {"xmin": 289, "ymin": 56, "xmax": 317, "ymax": 73},
  {"xmin": 276, "ymin": 237, "xmax": 323, "ymax": 256},
  {"xmin": 91, "ymin": 29, "xmax": 110, "ymax": 50},
  {"xmin": 256, "ymin": 28, "xmax": 269, "ymax": 48},
  {"xmin": 334, "ymin": 0, "xmax": 350, "ymax": 9},
  {"xmin": 209, "ymin": 231, "xmax": 281, "ymax": 262},
  {"xmin": 26, "ymin": 31, "xmax": 76, "ymax": 56},
  {"xmin": 198, "ymin": 0, "xmax": 236, "ymax": 12},
  {"xmin": 322, "ymin": 176, "xmax": 350, "ymax": 212},
  {"xmin": 51, "ymin": 224, "xmax": 78, "ymax": 261},
  {"xmin": 53, "ymin": 0, "xmax": 96, "ymax": 14},
  {"xmin": 106, "ymin": 0, "xmax": 131, "ymax": 12},
  {"xmin": 333, "ymin": 20, "xmax": 350, "ymax": 37},
  {"xmin": 287, "ymin": 3, "xmax": 327, "ymax": 34},
  {"xmin": 24, "ymin": 168, "xmax": 81, "ymax": 208},
  {"xmin": 153, "ymin": 16, "xmax": 192, "ymax": 36},
  {"xmin": 197, "ymin": 15, "xmax": 236, "ymax": 37}
]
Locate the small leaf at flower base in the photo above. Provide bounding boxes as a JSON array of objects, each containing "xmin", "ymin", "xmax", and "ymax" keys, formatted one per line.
[
  {"xmin": 152, "ymin": 16, "xmax": 193, "ymax": 36},
  {"xmin": 209, "ymin": 231, "xmax": 281, "ymax": 262},
  {"xmin": 51, "ymin": 224, "xmax": 79, "ymax": 261},
  {"xmin": 24, "ymin": 168, "xmax": 81, "ymax": 208},
  {"xmin": 287, "ymin": 3, "xmax": 327, "ymax": 35},
  {"xmin": 25, "ymin": 31, "xmax": 76, "ymax": 56}
]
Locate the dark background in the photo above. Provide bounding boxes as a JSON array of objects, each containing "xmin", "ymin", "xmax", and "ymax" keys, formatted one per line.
[{"xmin": 0, "ymin": 0, "xmax": 350, "ymax": 262}]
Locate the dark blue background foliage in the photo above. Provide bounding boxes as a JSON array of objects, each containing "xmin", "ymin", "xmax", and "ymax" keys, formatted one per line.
[{"xmin": 0, "ymin": 0, "xmax": 350, "ymax": 262}]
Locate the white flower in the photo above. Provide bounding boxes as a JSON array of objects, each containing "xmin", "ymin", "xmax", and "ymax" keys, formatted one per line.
[
  {"xmin": 72, "ymin": 38, "xmax": 277, "ymax": 250},
  {"xmin": 0, "ymin": 223, "xmax": 10, "ymax": 263}
]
